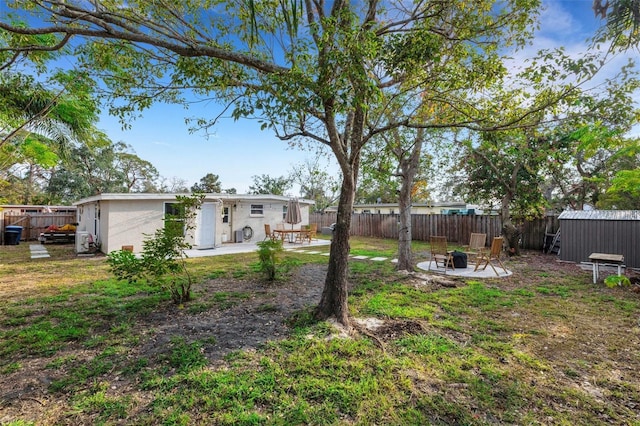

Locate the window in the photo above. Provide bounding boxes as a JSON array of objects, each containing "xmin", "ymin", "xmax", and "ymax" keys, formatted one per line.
[
  {"xmin": 282, "ymin": 205, "xmax": 287, "ymax": 220},
  {"xmin": 222, "ymin": 207, "xmax": 229, "ymax": 223},
  {"xmin": 250, "ymin": 204, "xmax": 264, "ymax": 216},
  {"xmin": 362, "ymin": 209, "xmax": 371, "ymax": 214},
  {"xmin": 164, "ymin": 202, "xmax": 185, "ymax": 235},
  {"xmin": 390, "ymin": 209, "xmax": 395, "ymax": 215}
]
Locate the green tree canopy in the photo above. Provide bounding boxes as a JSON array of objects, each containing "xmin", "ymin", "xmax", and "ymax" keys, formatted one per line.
[
  {"xmin": 248, "ymin": 174, "xmax": 291, "ymax": 196},
  {"xmin": 191, "ymin": 173, "xmax": 222, "ymax": 193},
  {"xmin": 289, "ymin": 157, "xmax": 339, "ymax": 212},
  {"xmin": 44, "ymin": 137, "xmax": 160, "ymax": 203}
]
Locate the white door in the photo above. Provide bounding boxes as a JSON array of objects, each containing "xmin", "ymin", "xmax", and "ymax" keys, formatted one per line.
[{"xmin": 195, "ymin": 202, "xmax": 216, "ymax": 249}]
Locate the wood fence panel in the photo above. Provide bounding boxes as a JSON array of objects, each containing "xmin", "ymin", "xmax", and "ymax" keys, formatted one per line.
[
  {"xmin": 3, "ymin": 213, "xmax": 76, "ymax": 241},
  {"xmin": 310, "ymin": 212, "xmax": 558, "ymax": 250},
  {"xmin": 311, "ymin": 213, "xmax": 337, "ymax": 230}
]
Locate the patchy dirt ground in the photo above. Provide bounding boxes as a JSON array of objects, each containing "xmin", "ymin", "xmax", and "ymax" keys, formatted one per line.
[{"xmin": 139, "ymin": 263, "xmax": 329, "ymax": 363}]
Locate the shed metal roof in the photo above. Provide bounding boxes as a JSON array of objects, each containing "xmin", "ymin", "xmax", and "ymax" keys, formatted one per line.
[{"xmin": 558, "ymin": 210, "xmax": 640, "ymax": 221}]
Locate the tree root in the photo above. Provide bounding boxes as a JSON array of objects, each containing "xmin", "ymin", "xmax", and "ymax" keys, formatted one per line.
[{"xmin": 351, "ymin": 321, "xmax": 386, "ymax": 354}]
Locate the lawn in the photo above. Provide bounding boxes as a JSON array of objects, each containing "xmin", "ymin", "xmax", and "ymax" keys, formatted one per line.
[{"xmin": 0, "ymin": 238, "xmax": 639, "ymax": 425}]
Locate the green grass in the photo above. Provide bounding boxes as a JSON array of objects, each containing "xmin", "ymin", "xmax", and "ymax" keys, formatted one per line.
[
  {"xmin": 1, "ymin": 237, "xmax": 639, "ymax": 425},
  {"xmin": 163, "ymin": 336, "xmax": 209, "ymax": 374},
  {"xmin": 354, "ymin": 282, "xmax": 436, "ymax": 319}
]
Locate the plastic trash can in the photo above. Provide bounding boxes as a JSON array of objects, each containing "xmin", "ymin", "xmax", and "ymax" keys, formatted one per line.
[
  {"xmin": 5, "ymin": 225, "xmax": 23, "ymax": 242},
  {"xmin": 4, "ymin": 230, "xmax": 20, "ymax": 245}
]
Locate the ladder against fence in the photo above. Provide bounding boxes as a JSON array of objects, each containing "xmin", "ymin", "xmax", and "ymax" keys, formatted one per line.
[{"xmin": 309, "ymin": 212, "xmax": 558, "ymax": 251}]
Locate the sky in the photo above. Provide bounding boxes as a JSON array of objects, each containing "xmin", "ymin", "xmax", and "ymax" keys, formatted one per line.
[{"xmin": 90, "ymin": 0, "xmax": 637, "ymax": 194}]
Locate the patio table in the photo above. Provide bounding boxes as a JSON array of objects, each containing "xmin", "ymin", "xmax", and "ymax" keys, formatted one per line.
[
  {"xmin": 588, "ymin": 252, "xmax": 624, "ymax": 284},
  {"xmin": 273, "ymin": 229, "xmax": 306, "ymax": 243}
]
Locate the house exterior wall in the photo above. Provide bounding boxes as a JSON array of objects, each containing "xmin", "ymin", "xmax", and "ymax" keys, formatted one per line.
[
  {"xmin": 559, "ymin": 211, "xmax": 640, "ymax": 268},
  {"xmin": 75, "ymin": 202, "xmax": 94, "ymax": 236},
  {"xmin": 105, "ymin": 199, "xmax": 166, "ymax": 253},
  {"xmin": 232, "ymin": 199, "xmax": 310, "ymax": 241},
  {"xmin": 75, "ymin": 194, "xmax": 313, "ymax": 254}
]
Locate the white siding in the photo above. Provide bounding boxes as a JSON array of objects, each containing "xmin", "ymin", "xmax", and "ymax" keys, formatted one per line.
[
  {"xmin": 75, "ymin": 194, "xmax": 314, "ymax": 253},
  {"xmin": 102, "ymin": 199, "xmax": 165, "ymax": 253}
]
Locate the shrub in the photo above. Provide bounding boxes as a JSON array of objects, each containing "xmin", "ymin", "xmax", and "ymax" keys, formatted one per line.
[
  {"xmin": 107, "ymin": 250, "xmax": 143, "ymax": 283},
  {"xmin": 106, "ymin": 194, "xmax": 205, "ymax": 304},
  {"xmin": 256, "ymin": 239, "xmax": 284, "ymax": 281},
  {"xmin": 604, "ymin": 274, "xmax": 631, "ymax": 288}
]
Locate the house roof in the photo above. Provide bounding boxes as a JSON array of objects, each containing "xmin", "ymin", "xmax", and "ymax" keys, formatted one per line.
[
  {"xmin": 558, "ymin": 210, "xmax": 640, "ymax": 221},
  {"xmin": 73, "ymin": 193, "xmax": 315, "ymax": 206}
]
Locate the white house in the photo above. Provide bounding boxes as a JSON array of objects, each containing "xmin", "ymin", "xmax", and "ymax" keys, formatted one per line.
[{"xmin": 73, "ymin": 193, "xmax": 314, "ymax": 254}]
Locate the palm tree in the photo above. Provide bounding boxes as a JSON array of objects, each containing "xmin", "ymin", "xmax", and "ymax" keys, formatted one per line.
[
  {"xmin": 593, "ymin": 0, "xmax": 640, "ymax": 48},
  {"xmin": 0, "ymin": 71, "xmax": 100, "ymax": 203},
  {"xmin": 0, "ymin": 72, "xmax": 98, "ymax": 150}
]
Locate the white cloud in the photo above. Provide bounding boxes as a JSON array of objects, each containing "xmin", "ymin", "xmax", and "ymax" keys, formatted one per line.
[{"xmin": 538, "ymin": 0, "xmax": 583, "ymax": 38}]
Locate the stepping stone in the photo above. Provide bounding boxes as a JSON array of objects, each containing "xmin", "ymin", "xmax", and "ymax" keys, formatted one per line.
[
  {"xmin": 29, "ymin": 244, "xmax": 50, "ymax": 259},
  {"xmin": 306, "ymin": 251, "xmax": 322, "ymax": 254},
  {"xmin": 370, "ymin": 257, "xmax": 388, "ymax": 261},
  {"xmin": 391, "ymin": 259, "xmax": 398, "ymax": 263},
  {"xmin": 321, "ymin": 253, "xmax": 330, "ymax": 256},
  {"xmin": 352, "ymin": 255, "xmax": 369, "ymax": 260},
  {"xmin": 31, "ymin": 253, "xmax": 50, "ymax": 259}
]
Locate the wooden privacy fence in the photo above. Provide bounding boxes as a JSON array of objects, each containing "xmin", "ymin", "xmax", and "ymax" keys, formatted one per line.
[
  {"xmin": 310, "ymin": 212, "xmax": 559, "ymax": 251},
  {"xmin": 2, "ymin": 213, "xmax": 77, "ymax": 242}
]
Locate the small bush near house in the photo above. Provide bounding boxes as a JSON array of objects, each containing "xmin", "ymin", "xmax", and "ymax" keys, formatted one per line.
[
  {"xmin": 106, "ymin": 249, "xmax": 142, "ymax": 283},
  {"xmin": 256, "ymin": 239, "xmax": 284, "ymax": 281},
  {"xmin": 106, "ymin": 194, "xmax": 205, "ymax": 304}
]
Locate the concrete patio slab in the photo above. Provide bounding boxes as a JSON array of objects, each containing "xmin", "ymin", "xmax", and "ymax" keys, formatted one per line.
[
  {"xmin": 186, "ymin": 240, "xmax": 514, "ymax": 280},
  {"xmin": 416, "ymin": 260, "xmax": 512, "ymax": 278},
  {"xmin": 184, "ymin": 239, "xmax": 330, "ymax": 258}
]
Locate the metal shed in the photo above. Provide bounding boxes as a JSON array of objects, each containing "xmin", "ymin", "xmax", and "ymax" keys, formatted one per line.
[{"xmin": 558, "ymin": 210, "xmax": 640, "ymax": 268}]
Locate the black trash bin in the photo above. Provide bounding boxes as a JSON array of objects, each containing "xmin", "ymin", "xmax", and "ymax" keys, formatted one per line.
[
  {"xmin": 4, "ymin": 230, "xmax": 20, "ymax": 245},
  {"xmin": 5, "ymin": 225, "xmax": 23, "ymax": 243}
]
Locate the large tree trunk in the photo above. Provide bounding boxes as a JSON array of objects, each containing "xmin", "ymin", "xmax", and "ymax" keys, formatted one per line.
[
  {"xmin": 396, "ymin": 180, "xmax": 413, "ymax": 271},
  {"xmin": 315, "ymin": 172, "xmax": 355, "ymax": 326},
  {"xmin": 502, "ymin": 218, "xmax": 521, "ymax": 256},
  {"xmin": 395, "ymin": 133, "xmax": 423, "ymax": 271},
  {"xmin": 500, "ymin": 196, "xmax": 521, "ymax": 256}
]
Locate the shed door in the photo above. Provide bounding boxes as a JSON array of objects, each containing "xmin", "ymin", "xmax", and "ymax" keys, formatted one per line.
[{"xmin": 195, "ymin": 203, "xmax": 216, "ymax": 249}]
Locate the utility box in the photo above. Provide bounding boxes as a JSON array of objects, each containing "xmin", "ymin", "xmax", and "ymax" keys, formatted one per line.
[{"xmin": 234, "ymin": 229, "xmax": 243, "ymax": 243}]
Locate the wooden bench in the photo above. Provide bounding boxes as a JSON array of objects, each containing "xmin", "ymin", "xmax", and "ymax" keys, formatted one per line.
[{"xmin": 588, "ymin": 253, "xmax": 624, "ymax": 284}]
